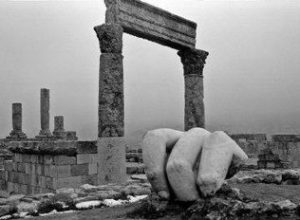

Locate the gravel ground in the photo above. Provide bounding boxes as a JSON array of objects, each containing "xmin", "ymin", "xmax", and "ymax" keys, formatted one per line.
[{"xmin": 24, "ymin": 183, "xmax": 300, "ymax": 220}]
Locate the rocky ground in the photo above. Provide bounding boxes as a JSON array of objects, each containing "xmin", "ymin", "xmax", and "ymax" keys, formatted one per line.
[{"xmin": 2, "ymin": 169, "xmax": 300, "ymax": 220}]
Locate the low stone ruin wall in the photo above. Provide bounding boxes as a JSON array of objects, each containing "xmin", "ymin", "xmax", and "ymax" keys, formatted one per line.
[
  {"xmin": 231, "ymin": 134, "xmax": 300, "ymax": 169},
  {"xmin": 3, "ymin": 141, "xmax": 98, "ymax": 194}
]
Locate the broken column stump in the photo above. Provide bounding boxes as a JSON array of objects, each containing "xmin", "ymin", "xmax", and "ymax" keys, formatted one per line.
[
  {"xmin": 6, "ymin": 103, "xmax": 27, "ymax": 141},
  {"xmin": 52, "ymin": 116, "xmax": 78, "ymax": 141}
]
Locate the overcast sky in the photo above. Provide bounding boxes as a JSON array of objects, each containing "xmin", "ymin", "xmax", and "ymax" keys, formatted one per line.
[{"xmin": 0, "ymin": 0, "xmax": 300, "ymax": 141}]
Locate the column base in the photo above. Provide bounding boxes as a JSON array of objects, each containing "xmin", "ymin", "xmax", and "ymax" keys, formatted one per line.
[
  {"xmin": 35, "ymin": 129, "xmax": 53, "ymax": 140},
  {"xmin": 6, "ymin": 130, "xmax": 27, "ymax": 140},
  {"xmin": 53, "ymin": 130, "xmax": 78, "ymax": 141},
  {"xmin": 97, "ymin": 137, "xmax": 126, "ymax": 185}
]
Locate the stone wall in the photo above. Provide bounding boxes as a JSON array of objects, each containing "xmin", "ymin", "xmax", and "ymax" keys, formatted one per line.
[
  {"xmin": 230, "ymin": 134, "xmax": 300, "ymax": 169},
  {"xmin": 230, "ymin": 133, "xmax": 268, "ymax": 158},
  {"xmin": 3, "ymin": 141, "xmax": 98, "ymax": 194}
]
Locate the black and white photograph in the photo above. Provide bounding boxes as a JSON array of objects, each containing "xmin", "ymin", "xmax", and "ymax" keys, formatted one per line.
[{"xmin": 0, "ymin": 0, "xmax": 300, "ymax": 219}]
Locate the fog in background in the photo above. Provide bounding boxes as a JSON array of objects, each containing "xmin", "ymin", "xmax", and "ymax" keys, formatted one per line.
[{"xmin": 0, "ymin": 0, "xmax": 300, "ymax": 143}]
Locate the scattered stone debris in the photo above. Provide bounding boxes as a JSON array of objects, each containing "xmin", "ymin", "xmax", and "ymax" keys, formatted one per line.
[
  {"xmin": 227, "ymin": 169, "xmax": 300, "ymax": 185},
  {"xmin": 127, "ymin": 184, "xmax": 300, "ymax": 220},
  {"xmin": 0, "ymin": 179, "xmax": 150, "ymax": 219}
]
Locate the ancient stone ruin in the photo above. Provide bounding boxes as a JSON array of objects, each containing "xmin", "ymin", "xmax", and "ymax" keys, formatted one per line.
[
  {"xmin": 94, "ymin": 0, "xmax": 209, "ymax": 185},
  {"xmin": 0, "ymin": 0, "xmax": 299, "ymax": 206}
]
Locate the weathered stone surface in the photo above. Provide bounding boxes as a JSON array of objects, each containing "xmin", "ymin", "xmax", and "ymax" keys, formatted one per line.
[
  {"xmin": 178, "ymin": 49, "xmax": 208, "ymax": 130},
  {"xmin": 97, "ymin": 137, "xmax": 126, "ymax": 185},
  {"xmin": 272, "ymin": 134, "xmax": 300, "ymax": 143},
  {"xmin": 104, "ymin": 0, "xmax": 196, "ymax": 49},
  {"xmin": 8, "ymin": 141, "xmax": 77, "ymax": 156},
  {"xmin": 38, "ymin": 88, "xmax": 52, "ymax": 137},
  {"xmin": 54, "ymin": 116, "xmax": 64, "ymax": 132},
  {"xmin": 11, "ymin": 103, "xmax": 22, "ymax": 132},
  {"xmin": 7, "ymin": 141, "xmax": 97, "ymax": 156},
  {"xmin": 7, "ymin": 103, "xmax": 27, "ymax": 140},
  {"xmin": 184, "ymin": 75, "xmax": 205, "ymax": 130},
  {"xmin": 178, "ymin": 49, "xmax": 209, "ymax": 76},
  {"xmin": 98, "ymin": 53, "xmax": 124, "ymax": 137},
  {"xmin": 94, "ymin": 24, "xmax": 123, "ymax": 53}
]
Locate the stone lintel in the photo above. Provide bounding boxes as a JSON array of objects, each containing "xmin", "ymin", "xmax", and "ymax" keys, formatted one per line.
[
  {"xmin": 178, "ymin": 48, "xmax": 209, "ymax": 76},
  {"xmin": 105, "ymin": 0, "xmax": 197, "ymax": 50},
  {"xmin": 8, "ymin": 141, "xmax": 97, "ymax": 156}
]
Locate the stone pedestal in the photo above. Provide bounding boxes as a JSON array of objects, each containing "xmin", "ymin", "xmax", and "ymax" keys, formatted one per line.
[
  {"xmin": 7, "ymin": 103, "xmax": 27, "ymax": 140},
  {"xmin": 178, "ymin": 49, "xmax": 209, "ymax": 131},
  {"xmin": 37, "ymin": 88, "xmax": 52, "ymax": 138},
  {"xmin": 94, "ymin": 23, "xmax": 126, "ymax": 184},
  {"xmin": 97, "ymin": 137, "xmax": 126, "ymax": 185}
]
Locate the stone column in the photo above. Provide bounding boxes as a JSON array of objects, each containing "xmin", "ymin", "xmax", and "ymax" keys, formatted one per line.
[
  {"xmin": 39, "ymin": 88, "xmax": 52, "ymax": 137},
  {"xmin": 178, "ymin": 48, "xmax": 209, "ymax": 131},
  {"xmin": 7, "ymin": 103, "xmax": 27, "ymax": 140},
  {"xmin": 54, "ymin": 116, "xmax": 64, "ymax": 132},
  {"xmin": 94, "ymin": 23, "xmax": 126, "ymax": 184}
]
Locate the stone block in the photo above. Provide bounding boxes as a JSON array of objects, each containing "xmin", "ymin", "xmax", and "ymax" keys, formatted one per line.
[
  {"xmin": 54, "ymin": 156, "xmax": 76, "ymax": 165},
  {"xmin": 71, "ymin": 164, "xmax": 89, "ymax": 176},
  {"xmin": 12, "ymin": 162, "xmax": 17, "ymax": 172},
  {"xmin": 36, "ymin": 164, "xmax": 44, "ymax": 176},
  {"xmin": 76, "ymin": 141, "xmax": 98, "ymax": 154},
  {"xmin": 24, "ymin": 163, "xmax": 31, "ymax": 174},
  {"xmin": 56, "ymin": 165, "xmax": 71, "ymax": 178},
  {"xmin": 22, "ymin": 154, "xmax": 31, "ymax": 163},
  {"xmin": 56, "ymin": 176, "xmax": 82, "ymax": 189},
  {"xmin": 18, "ymin": 173, "xmax": 30, "ymax": 185},
  {"xmin": 4, "ymin": 160, "xmax": 13, "ymax": 172},
  {"xmin": 44, "ymin": 155, "xmax": 54, "ymax": 165},
  {"xmin": 0, "ymin": 179, "xmax": 7, "ymax": 190},
  {"xmin": 81, "ymin": 174, "xmax": 98, "ymax": 186},
  {"xmin": 0, "ymin": 170, "xmax": 5, "ymax": 179},
  {"xmin": 44, "ymin": 165, "xmax": 56, "ymax": 177},
  {"xmin": 97, "ymin": 137, "xmax": 126, "ymax": 184},
  {"xmin": 292, "ymin": 161, "xmax": 299, "ymax": 168},
  {"xmin": 19, "ymin": 184, "xmax": 27, "ymax": 195},
  {"xmin": 88, "ymin": 164, "xmax": 98, "ymax": 175},
  {"xmin": 266, "ymin": 162, "xmax": 276, "ymax": 169},
  {"xmin": 16, "ymin": 163, "xmax": 25, "ymax": 173},
  {"xmin": 30, "ymin": 155, "xmax": 38, "ymax": 164},
  {"xmin": 14, "ymin": 154, "xmax": 21, "ymax": 163},
  {"xmin": 76, "ymin": 154, "xmax": 97, "ymax": 164},
  {"xmin": 45, "ymin": 177, "xmax": 55, "ymax": 189},
  {"xmin": 7, "ymin": 182, "xmax": 14, "ymax": 192},
  {"xmin": 257, "ymin": 161, "xmax": 266, "ymax": 169}
]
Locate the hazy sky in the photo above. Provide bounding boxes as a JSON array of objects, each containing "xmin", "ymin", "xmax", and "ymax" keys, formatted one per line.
[{"xmin": 0, "ymin": 0, "xmax": 300, "ymax": 141}]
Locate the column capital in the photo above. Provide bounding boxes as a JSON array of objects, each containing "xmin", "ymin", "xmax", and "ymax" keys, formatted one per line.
[
  {"xmin": 94, "ymin": 24, "xmax": 123, "ymax": 54},
  {"xmin": 178, "ymin": 48, "xmax": 209, "ymax": 76}
]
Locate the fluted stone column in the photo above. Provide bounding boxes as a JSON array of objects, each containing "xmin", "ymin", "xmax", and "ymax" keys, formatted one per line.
[
  {"xmin": 94, "ymin": 23, "xmax": 126, "ymax": 185},
  {"xmin": 38, "ymin": 88, "xmax": 52, "ymax": 137},
  {"xmin": 7, "ymin": 103, "xmax": 27, "ymax": 140},
  {"xmin": 178, "ymin": 48, "xmax": 209, "ymax": 131}
]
